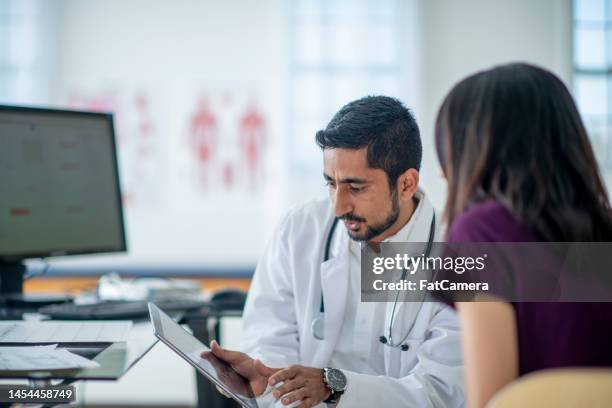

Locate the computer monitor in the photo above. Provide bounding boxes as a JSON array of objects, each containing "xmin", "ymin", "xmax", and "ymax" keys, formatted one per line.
[{"xmin": 0, "ymin": 105, "xmax": 127, "ymax": 296}]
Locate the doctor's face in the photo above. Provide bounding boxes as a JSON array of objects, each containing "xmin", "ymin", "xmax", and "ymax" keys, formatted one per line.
[{"xmin": 323, "ymin": 147, "xmax": 400, "ymax": 242}]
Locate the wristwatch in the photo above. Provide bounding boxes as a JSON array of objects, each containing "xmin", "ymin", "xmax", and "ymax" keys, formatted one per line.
[{"xmin": 322, "ymin": 367, "xmax": 347, "ymax": 404}]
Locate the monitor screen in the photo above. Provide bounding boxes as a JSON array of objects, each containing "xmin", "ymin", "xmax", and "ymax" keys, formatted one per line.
[{"xmin": 0, "ymin": 105, "xmax": 126, "ymax": 260}]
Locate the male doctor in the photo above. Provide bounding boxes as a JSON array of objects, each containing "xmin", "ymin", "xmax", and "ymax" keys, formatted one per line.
[{"xmin": 210, "ymin": 96, "xmax": 463, "ymax": 407}]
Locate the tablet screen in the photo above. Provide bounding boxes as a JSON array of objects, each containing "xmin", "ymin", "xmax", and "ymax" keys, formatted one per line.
[{"xmin": 149, "ymin": 304, "xmax": 258, "ymax": 408}]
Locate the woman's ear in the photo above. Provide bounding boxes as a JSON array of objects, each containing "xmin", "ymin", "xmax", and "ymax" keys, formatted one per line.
[{"xmin": 397, "ymin": 168, "xmax": 419, "ymax": 201}]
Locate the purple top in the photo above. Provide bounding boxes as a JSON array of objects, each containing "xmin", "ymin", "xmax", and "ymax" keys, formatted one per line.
[{"xmin": 448, "ymin": 200, "xmax": 612, "ymax": 375}]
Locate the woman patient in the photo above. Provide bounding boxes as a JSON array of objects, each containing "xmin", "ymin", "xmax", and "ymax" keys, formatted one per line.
[{"xmin": 434, "ymin": 62, "xmax": 612, "ymax": 407}]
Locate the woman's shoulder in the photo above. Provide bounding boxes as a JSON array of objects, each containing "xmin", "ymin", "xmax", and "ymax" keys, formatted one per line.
[{"xmin": 448, "ymin": 200, "xmax": 538, "ymax": 242}]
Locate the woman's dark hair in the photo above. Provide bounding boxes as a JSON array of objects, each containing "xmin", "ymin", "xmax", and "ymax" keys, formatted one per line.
[
  {"xmin": 316, "ymin": 95, "xmax": 422, "ymax": 189},
  {"xmin": 435, "ymin": 62, "xmax": 612, "ymax": 241}
]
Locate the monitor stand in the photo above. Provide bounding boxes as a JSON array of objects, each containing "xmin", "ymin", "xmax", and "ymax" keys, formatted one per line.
[
  {"xmin": 0, "ymin": 261, "xmax": 73, "ymax": 308},
  {"xmin": 0, "ymin": 261, "xmax": 25, "ymax": 295}
]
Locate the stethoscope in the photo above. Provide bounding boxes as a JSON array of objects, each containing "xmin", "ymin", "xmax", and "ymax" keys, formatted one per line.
[{"xmin": 311, "ymin": 212, "xmax": 436, "ymax": 351}]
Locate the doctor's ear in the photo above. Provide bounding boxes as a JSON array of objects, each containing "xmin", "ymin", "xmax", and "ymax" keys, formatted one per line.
[{"xmin": 396, "ymin": 169, "xmax": 419, "ymax": 201}]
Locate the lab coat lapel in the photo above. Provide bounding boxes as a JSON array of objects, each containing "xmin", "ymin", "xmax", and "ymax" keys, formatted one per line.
[{"xmin": 311, "ymin": 232, "xmax": 350, "ymax": 368}]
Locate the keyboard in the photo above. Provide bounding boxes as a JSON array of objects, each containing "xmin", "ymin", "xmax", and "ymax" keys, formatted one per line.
[{"xmin": 38, "ymin": 299, "xmax": 208, "ymax": 320}]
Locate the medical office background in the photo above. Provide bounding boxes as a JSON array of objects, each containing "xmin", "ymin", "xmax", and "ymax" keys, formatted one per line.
[{"xmin": 0, "ymin": 0, "xmax": 607, "ymax": 406}]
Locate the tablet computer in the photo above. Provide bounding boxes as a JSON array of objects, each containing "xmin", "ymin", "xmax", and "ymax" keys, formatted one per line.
[{"xmin": 148, "ymin": 303, "xmax": 258, "ymax": 408}]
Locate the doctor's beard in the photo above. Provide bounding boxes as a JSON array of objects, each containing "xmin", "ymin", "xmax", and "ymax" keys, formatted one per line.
[{"xmin": 342, "ymin": 189, "xmax": 400, "ymax": 242}]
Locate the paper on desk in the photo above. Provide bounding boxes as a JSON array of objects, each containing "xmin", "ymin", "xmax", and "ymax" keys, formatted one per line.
[
  {"xmin": 0, "ymin": 321, "xmax": 132, "ymax": 343},
  {"xmin": 0, "ymin": 344, "xmax": 100, "ymax": 371}
]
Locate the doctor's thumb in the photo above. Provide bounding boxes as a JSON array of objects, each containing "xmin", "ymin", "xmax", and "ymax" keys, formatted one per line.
[
  {"xmin": 209, "ymin": 340, "xmax": 244, "ymax": 364},
  {"xmin": 209, "ymin": 340, "xmax": 225, "ymax": 357}
]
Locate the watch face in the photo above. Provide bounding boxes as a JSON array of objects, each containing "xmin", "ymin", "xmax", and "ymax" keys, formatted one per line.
[{"xmin": 326, "ymin": 369, "xmax": 347, "ymax": 391}]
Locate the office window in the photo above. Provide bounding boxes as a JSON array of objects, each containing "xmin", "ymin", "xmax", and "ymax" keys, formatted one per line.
[
  {"xmin": 287, "ymin": 0, "xmax": 407, "ymax": 195},
  {"xmin": 0, "ymin": 0, "xmax": 56, "ymax": 105},
  {"xmin": 0, "ymin": 0, "xmax": 38, "ymax": 102},
  {"xmin": 573, "ymin": 0, "xmax": 612, "ymax": 169}
]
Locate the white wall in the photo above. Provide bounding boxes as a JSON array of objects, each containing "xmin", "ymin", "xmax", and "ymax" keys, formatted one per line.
[
  {"xmin": 416, "ymin": 0, "xmax": 573, "ymax": 209},
  {"xmin": 55, "ymin": 0, "xmax": 287, "ymax": 86},
  {"xmin": 51, "ymin": 0, "xmax": 289, "ymax": 268}
]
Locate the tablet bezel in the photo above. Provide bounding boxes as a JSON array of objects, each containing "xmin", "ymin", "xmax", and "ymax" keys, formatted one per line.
[{"xmin": 148, "ymin": 303, "xmax": 258, "ymax": 408}]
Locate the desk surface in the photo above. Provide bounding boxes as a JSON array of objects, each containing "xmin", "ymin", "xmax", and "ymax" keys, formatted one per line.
[{"xmin": 0, "ymin": 319, "xmax": 158, "ymax": 381}]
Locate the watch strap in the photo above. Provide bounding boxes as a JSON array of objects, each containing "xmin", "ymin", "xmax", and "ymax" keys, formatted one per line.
[
  {"xmin": 321, "ymin": 368, "xmax": 345, "ymax": 404},
  {"xmin": 324, "ymin": 390, "xmax": 343, "ymax": 404}
]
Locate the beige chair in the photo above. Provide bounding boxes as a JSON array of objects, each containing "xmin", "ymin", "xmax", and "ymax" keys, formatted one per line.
[{"xmin": 487, "ymin": 368, "xmax": 612, "ymax": 408}]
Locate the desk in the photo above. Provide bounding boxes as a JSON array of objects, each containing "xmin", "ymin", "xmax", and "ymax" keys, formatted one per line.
[
  {"xmin": 0, "ymin": 319, "xmax": 157, "ymax": 383},
  {"xmin": 0, "ymin": 307, "xmax": 158, "ymax": 408},
  {"xmin": 14, "ymin": 276, "xmax": 250, "ymax": 406},
  {"xmin": 0, "ymin": 308, "xmax": 157, "ymax": 383},
  {"xmin": 0, "ymin": 306, "xmax": 243, "ymax": 407}
]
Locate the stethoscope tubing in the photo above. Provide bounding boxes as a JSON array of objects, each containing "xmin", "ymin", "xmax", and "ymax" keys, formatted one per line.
[{"xmin": 312, "ymin": 211, "xmax": 436, "ymax": 346}]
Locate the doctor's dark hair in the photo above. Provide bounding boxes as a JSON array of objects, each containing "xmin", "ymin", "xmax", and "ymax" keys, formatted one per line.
[
  {"xmin": 435, "ymin": 62, "xmax": 612, "ymax": 241},
  {"xmin": 315, "ymin": 95, "xmax": 422, "ymax": 189}
]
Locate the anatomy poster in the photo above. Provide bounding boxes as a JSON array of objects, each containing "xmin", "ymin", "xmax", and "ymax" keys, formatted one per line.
[
  {"xmin": 65, "ymin": 86, "xmax": 271, "ymax": 205},
  {"xmin": 184, "ymin": 92, "xmax": 268, "ymax": 194},
  {"xmin": 59, "ymin": 83, "xmax": 279, "ymax": 267}
]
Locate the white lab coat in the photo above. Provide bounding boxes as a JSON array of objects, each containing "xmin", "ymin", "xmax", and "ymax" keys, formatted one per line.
[{"xmin": 242, "ymin": 192, "xmax": 464, "ymax": 407}]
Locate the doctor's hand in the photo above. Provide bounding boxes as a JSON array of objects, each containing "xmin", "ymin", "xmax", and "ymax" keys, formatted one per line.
[
  {"xmin": 206, "ymin": 340, "xmax": 272, "ymax": 396},
  {"xmin": 267, "ymin": 365, "xmax": 331, "ymax": 407}
]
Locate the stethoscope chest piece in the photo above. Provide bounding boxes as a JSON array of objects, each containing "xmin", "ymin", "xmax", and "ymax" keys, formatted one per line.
[{"xmin": 311, "ymin": 313, "xmax": 325, "ymax": 340}]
